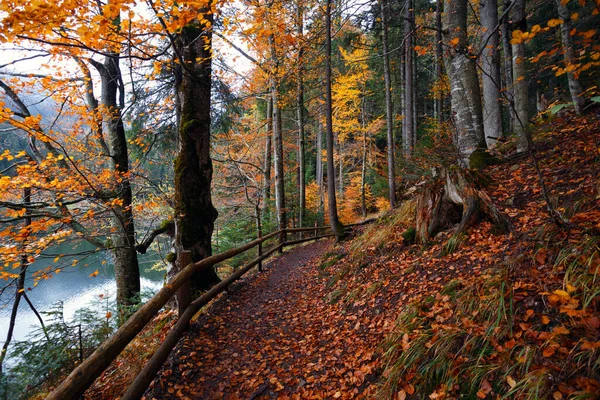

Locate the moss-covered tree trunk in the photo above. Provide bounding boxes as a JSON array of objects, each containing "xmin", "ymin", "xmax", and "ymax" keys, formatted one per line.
[{"xmin": 173, "ymin": 18, "xmax": 220, "ymax": 292}]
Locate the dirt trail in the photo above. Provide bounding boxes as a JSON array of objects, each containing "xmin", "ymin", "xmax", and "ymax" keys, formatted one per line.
[{"xmin": 144, "ymin": 238, "xmax": 382, "ymax": 400}]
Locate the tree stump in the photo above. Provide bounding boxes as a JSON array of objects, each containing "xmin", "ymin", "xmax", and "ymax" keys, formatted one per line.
[{"xmin": 415, "ymin": 167, "xmax": 511, "ymax": 245}]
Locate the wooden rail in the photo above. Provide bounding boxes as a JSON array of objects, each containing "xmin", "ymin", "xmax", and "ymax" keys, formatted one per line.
[{"xmin": 46, "ymin": 225, "xmax": 345, "ymax": 400}]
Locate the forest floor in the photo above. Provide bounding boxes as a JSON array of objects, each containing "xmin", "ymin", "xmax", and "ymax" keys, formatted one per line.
[{"xmin": 136, "ymin": 113, "xmax": 600, "ymax": 400}]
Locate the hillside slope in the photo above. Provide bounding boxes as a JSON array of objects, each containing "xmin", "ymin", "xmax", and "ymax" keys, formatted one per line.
[{"xmin": 139, "ymin": 114, "xmax": 599, "ymax": 399}]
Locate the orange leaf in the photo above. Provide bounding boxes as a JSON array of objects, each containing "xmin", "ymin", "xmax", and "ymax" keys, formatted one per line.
[
  {"xmin": 449, "ymin": 37, "xmax": 459, "ymax": 47},
  {"xmin": 543, "ymin": 346, "xmax": 556, "ymax": 357}
]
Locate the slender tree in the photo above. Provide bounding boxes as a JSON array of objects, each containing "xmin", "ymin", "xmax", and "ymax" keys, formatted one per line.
[
  {"xmin": 379, "ymin": 0, "xmax": 396, "ymax": 207},
  {"xmin": 554, "ymin": 0, "xmax": 585, "ymax": 114},
  {"xmin": 512, "ymin": 0, "xmax": 529, "ymax": 152},
  {"xmin": 480, "ymin": 0, "xmax": 503, "ymax": 147},
  {"xmin": 325, "ymin": 0, "xmax": 344, "ymax": 239},
  {"xmin": 297, "ymin": 2, "xmax": 306, "ymax": 227}
]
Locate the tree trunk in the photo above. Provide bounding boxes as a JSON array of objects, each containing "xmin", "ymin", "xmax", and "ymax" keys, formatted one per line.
[
  {"xmin": 403, "ymin": 0, "xmax": 415, "ymax": 157},
  {"xmin": 480, "ymin": 0, "xmax": 503, "ymax": 147},
  {"xmin": 512, "ymin": 0, "xmax": 529, "ymax": 153},
  {"xmin": 270, "ymin": 35, "xmax": 287, "ymax": 245},
  {"xmin": 555, "ymin": 0, "xmax": 585, "ymax": 115},
  {"xmin": 361, "ymin": 100, "xmax": 368, "ymax": 218},
  {"xmin": 173, "ymin": 21, "xmax": 220, "ymax": 292},
  {"xmin": 415, "ymin": 168, "xmax": 511, "ymax": 246},
  {"xmin": 0, "ymin": 188, "xmax": 31, "ymax": 376},
  {"xmin": 316, "ymin": 107, "xmax": 323, "ymax": 189},
  {"xmin": 442, "ymin": 0, "xmax": 487, "ymax": 167},
  {"xmin": 297, "ymin": 3, "xmax": 306, "ymax": 227},
  {"xmin": 435, "ymin": 0, "xmax": 443, "ymax": 124},
  {"xmin": 379, "ymin": 0, "xmax": 396, "ymax": 208},
  {"xmin": 96, "ymin": 53, "xmax": 140, "ymax": 312},
  {"xmin": 325, "ymin": 0, "xmax": 344, "ymax": 240},
  {"xmin": 501, "ymin": 0, "xmax": 516, "ymax": 133},
  {"xmin": 263, "ymin": 97, "xmax": 273, "ymax": 208}
]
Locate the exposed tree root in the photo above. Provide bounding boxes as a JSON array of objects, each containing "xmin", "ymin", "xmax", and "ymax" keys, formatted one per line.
[{"xmin": 416, "ymin": 167, "xmax": 511, "ymax": 246}]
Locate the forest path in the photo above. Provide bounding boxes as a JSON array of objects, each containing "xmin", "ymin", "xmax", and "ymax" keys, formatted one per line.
[{"xmin": 144, "ymin": 237, "xmax": 382, "ymax": 399}]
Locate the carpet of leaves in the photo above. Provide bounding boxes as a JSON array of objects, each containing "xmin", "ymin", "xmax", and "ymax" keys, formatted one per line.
[{"xmin": 143, "ymin": 113, "xmax": 599, "ymax": 400}]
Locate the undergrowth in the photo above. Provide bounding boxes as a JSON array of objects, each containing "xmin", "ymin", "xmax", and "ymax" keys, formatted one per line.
[{"xmin": 378, "ymin": 236, "xmax": 600, "ymax": 399}]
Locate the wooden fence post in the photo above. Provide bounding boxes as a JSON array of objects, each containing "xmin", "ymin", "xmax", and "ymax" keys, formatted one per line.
[
  {"xmin": 278, "ymin": 229, "xmax": 285, "ymax": 253},
  {"xmin": 177, "ymin": 250, "xmax": 192, "ymax": 318}
]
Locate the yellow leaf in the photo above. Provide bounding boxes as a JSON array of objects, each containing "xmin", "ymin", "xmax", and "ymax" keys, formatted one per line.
[
  {"xmin": 571, "ymin": 12, "xmax": 579, "ymax": 21},
  {"xmin": 554, "ymin": 289, "xmax": 570, "ymax": 299},
  {"xmin": 507, "ymin": 376, "xmax": 517, "ymax": 388},
  {"xmin": 90, "ymin": 269, "xmax": 99, "ymax": 277},
  {"xmin": 566, "ymin": 284, "xmax": 577, "ymax": 293},
  {"xmin": 541, "ymin": 315, "xmax": 551, "ymax": 324}
]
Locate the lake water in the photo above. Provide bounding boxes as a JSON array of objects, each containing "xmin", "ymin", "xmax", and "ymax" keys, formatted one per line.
[{"xmin": 0, "ymin": 242, "xmax": 165, "ymax": 352}]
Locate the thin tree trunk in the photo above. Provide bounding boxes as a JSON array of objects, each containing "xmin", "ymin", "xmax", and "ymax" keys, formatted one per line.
[
  {"xmin": 555, "ymin": 0, "xmax": 585, "ymax": 114},
  {"xmin": 338, "ymin": 139, "xmax": 344, "ymax": 198},
  {"xmin": 325, "ymin": 0, "xmax": 344, "ymax": 239},
  {"xmin": 263, "ymin": 97, "xmax": 273, "ymax": 208},
  {"xmin": 435, "ymin": 0, "xmax": 443, "ymax": 124},
  {"xmin": 93, "ymin": 52, "xmax": 140, "ymax": 314},
  {"xmin": 443, "ymin": 0, "xmax": 487, "ymax": 167},
  {"xmin": 361, "ymin": 100, "xmax": 368, "ymax": 218},
  {"xmin": 297, "ymin": 3, "xmax": 306, "ymax": 227},
  {"xmin": 404, "ymin": 0, "xmax": 415, "ymax": 157},
  {"xmin": 480, "ymin": 0, "xmax": 503, "ymax": 147},
  {"xmin": 512, "ymin": 0, "xmax": 529, "ymax": 153},
  {"xmin": 270, "ymin": 34, "xmax": 287, "ymax": 246},
  {"xmin": 379, "ymin": 0, "xmax": 396, "ymax": 208},
  {"xmin": 0, "ymin": 188, "xmax": 31, "ymax": 375},
  {"xmin": 316, "ymin": 107, "xmax": 323, "ymax": 189},
  {"xmin": 502, "ymin": 0, "xmax": 515, "ymax": 132}
]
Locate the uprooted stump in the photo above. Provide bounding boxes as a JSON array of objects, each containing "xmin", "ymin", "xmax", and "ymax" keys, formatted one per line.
[{"xmin": 415, "ymin": 167, "xmax": 512, "ymax": 246}]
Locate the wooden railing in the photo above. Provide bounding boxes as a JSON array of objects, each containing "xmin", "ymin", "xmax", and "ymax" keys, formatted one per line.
[{"xmin": 46, "ymin": 224, "xmax": 347, "ymax": 400}]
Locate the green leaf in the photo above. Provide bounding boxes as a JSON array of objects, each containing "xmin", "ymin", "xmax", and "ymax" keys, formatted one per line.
[{"xmin": 590, "ymin": 96, "xmax": 600, "ymax": 103}]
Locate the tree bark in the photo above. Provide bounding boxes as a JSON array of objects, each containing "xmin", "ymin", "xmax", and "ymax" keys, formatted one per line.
[
  {"xmin": 415, "ymin": 168, "xmax": 511, "ymax": 245},
  {"xmin": 501, "ymin": 0, "xmax": 516, "ymax": 133},
  {"xmin": 270, "ymin": 35, "xmax": 287, "ymax": 245},
  {"xmin": 403, "ymin": 0, "xmax": 415, "ymax": 157},
  {"xmin": 95, "ymin": 52, "xmax": 141, "ymax": 312},
  {"xmin": 263, "ymin": 97, "xmax": 273, "ymax": 208},
  {"xmin": 555, "ymin": 0, "xmax": 585, "ymax": 115},
  {"xmin": 173, "ymin": 18, "xmax": 220, "ymax": 292},
  {"xmin": 316, "ymin": 106, "xmax": 323, "ymax": 189},
  {"xmin": 480, "ymin": 0, "xmax": 503, "ymax": 147},
  {"xmin": 379, "ymin": 0, "xmax": 396, "ymax": 208},
  {"xmin": 325, "ymin": 0, "xmax": 344, "ymax": 240},
  {"xmin": 512, "ymin": 0, "xmax": 529, "ymax": 153},
  {"xmin": 435, "ymin": 0, "xmax": 443, "ymax": 124},
  {"xmin": 297, "ymin": 2, "xmax": 306, "ymax": 227},
  {"xmin": 0, "ymin": 188, "xmax": 31, "ymax": 376},
  {"xmin": 442, "ymin": 0, "xmax": 487, "ymax": 167}
]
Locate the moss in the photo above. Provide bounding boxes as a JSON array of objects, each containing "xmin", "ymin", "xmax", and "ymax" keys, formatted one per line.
[
  {"xmin": 159, "ymin": 219, "xmax": 174, "ymax": 231},
  {"xmin": 468, "ymin": 148, "xmax": 494, "ymax": 170},
  {"xmin": 166, "ymin": 252, "xmax": 176, "ymax": 263},
  {"xmin": 402, "ymin": 227, "xmax": 416, "ymax": 244}
]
